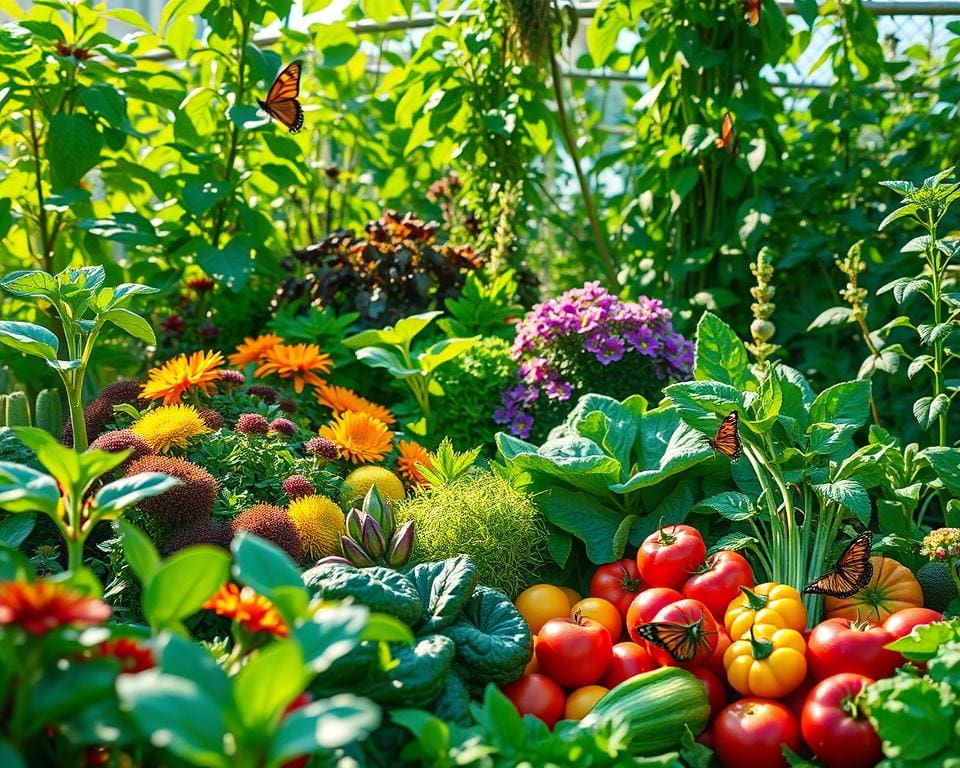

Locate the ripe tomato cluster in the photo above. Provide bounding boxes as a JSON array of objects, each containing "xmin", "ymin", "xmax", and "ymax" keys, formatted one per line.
[{"xmin": 507, "ymin": 524, "xmax": 943, "ymax": 768}]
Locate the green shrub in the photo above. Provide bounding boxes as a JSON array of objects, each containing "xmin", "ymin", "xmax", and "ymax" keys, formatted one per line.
[
  {"xmin": 398, "ymin": 469, "xmax": 547, "ymax": 598},
  {"xmin": 432, "ymin": 337, "xmax": 516, "ymax": 452}
]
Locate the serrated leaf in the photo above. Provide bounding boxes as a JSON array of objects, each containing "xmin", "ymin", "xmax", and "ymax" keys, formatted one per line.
[
  {"xmin": 908, "ymin": 355, "xmax": 933, "ymax": 379},
  {"xmin": 813, "ymin": 479, "xmax": 871, "ymax": 524},
  {"xmin": 913, "ymin": 394, "xmax": 950, "ymax": 430},
  {"xmin": 807, "ymin": 306, "xmax": 853, "ymax": 330},
  {"xmin": 878, "ymin": 202, "xmax": 919, "ymax": 230},
  {"xmin": 918, "ymin": 323, "xmax": 953, "ymax": 346}
]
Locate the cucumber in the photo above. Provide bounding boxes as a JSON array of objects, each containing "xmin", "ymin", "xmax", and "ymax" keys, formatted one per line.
[{"xmin": 579, "ymin": 666, "xmax": 710, "ymax": 755}]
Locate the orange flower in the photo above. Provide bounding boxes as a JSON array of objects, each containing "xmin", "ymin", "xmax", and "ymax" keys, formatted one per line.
[
  {"xmin": 315, "ymin": 383, "xmax": 396, "ymax": 425},
  {"xmin": 0, "ymin": 580, "xmax": 111, "ymax": 635},
  {"xmin": 396, "ymin": 439, "xmax": 432, "ymax": 486},
  {"xmin": 97, "ymin": 637, "xmax": 155, "ymax": 673},
  {"xmin": 203, "ymin": 583, "xmax": 287, "ymax": 637},
  {"xmin": 141, "ymin": 351, "xmax": 224, "ymax": 405},
  {"xmin": 254, "ymin": 343, "xmax": 333, "ymax": 394},
  {"xmin": 318, "ymin": 411, "xmax": 393, "ymax": 464},
  {"xmin": 229, "ymin": 334, "xmax": 283, "ymax": 367}
]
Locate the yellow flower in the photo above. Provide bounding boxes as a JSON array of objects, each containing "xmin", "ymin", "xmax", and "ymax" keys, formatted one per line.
[
  {"xmin": 315, "ymin": 383, "xmax": 396, "ymax": 425},
  {"xmin": 131, "ymin": 404, "xmax": 210, "ymax": 453},
  {"xmin": 287, "ymin": 495, "xmax": 345, "ymax": 559},
  {"xmin": 229, "ymin": 334, "xmax": 283, "ymax": 367},
  {"xmin": 254, "ymin": 343, "xmax": 333, "ymax": 394},
  {"xmin": 141, "ymin": 351, "xmax": 224, "ymax": 405},
  {"xmin": 318, "ymin": 411, "xmax": 393, "ymax": 464},
  {"xmin": 396, "ymin": 439, "xmax": 432, "ymax": 486}
]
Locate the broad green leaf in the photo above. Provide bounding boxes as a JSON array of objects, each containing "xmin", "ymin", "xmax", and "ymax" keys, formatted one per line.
[
  {"xmin": 665, "ymin": 380, "xmax": 745, "ymax": 432},
  {"xmin": 0, "ymin": 513, "xmax": 35, "ymax": 547},
  {"xmin": 538, "ymin": 488, "xmax": 635, "ymax": 564},
  {"xmin": 362, "ymin": 612, "xmax": 416, "ymax": 644},
  {"xmin": 0, "ymin": 270, "xmax": 57, "ymax": 301},
  {"xmin": 46, "ymin": 115, "xmax": 103, "ymax": 190},
  {"xmin": 116, "ymin": 672, "xmax": 229, "ymax": 768},
  {"xmin": 143, "ymin": 546, "xmax": 230, "ymax": 628},
  {"xmin": 102, "ymin": 308, "xmax": 156, "ymax": 343},
  {"xmin": 864, "ymin": 676, "xmax": 954, "ymax": 761},
  {"xmin": 155, "ymin": 633, "xmax": 233, "ymax": 709},
  {"xmin": 234, "ymin": 640, "xmax": 306, "ymax": 729},
  {"xmin": 0, "ymin": 460, "xmax": 59, "ymax": 515},
  {"xmin": 266, "ymin": 694, "xmax": 380, "ymax": 766},
  {"xmin": 293, "ymin": 604, "xmax": 368, "ymax": 673},
  {"xmin": 196, "ymin": 237, "xmax": 254, "ymax": 292},
  {"xmin": 94, "ymin": 472, "xmax": 181, "ymax": 517},
  {"xmin": 694, "ymin": 491, "xmax": 756, "ymax": 521},
  {"xmin": 232, "ymin": 532, "xmax": 306, "ymax": 618},
  {"xmin": 807, "ymin": 306, "xmax": 853, "ymax": 330},
  {"xmin": 393, "ymin": 311, "xmax": 443, "ymax": 344},
  {"xmin": 418, "ymin": 336, "xmax": 479, "ymax": 372},
  {"xmin": 119, "ymin": 520, "xmax": 162, "ymax": 587},
  {"xmin": 0, "ymin": 321, "xmax": 59, "ymax": 361},
  {"xmin": 812, "ymin": 479, "xmax": 871, "ymax": 524},
  {"xmin": 693, "ymin": 312, "xmax": 756, "ymax": 391},
  {"xmin": 354, "ymin": 347, "xmax": 419, "ymax": 377},
  {"xmin": 807, "ymin": 422, "xmax": 858, "ymax": 456},
  {"xmin": 924, "ymin": 448, "xmax": 960, "ymax": 495},
  {"xmin": 809, "ymin": 380, "xmax": 871, "ymax": 427},
  {"xmin": 913, "ymin": 394, "xmax": 950, "ymax": 430},
  {"xmin": 498, "ymin": 434, "xmax": 623, "ymax": 497},
  {"xmin": 28, "ymin": 660, "xmax": 118, "ymax": 726},
  {"xmin": 13, "ymin": 427, "xmax": 82, "ymax": 493},
  {"xmin": 389, "ymin": 710, "xmax": 450, "ymax": 765}
]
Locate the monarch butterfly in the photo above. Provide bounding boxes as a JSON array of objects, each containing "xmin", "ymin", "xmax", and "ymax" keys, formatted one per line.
[
  {"xmin": 803, "ymin": 531, "xmax": 874, "ymax": 599},
  {"xmin": 707, "ymin": 411, "xmax": 743, "ymax": 461},
  {"xmin": 716, "ymin": 112, "xmax": 738, "ymax": 156},
  {"xmin": 258, "ymin": 60, "xmax": 304, "ymax": 133},
  {"xmin": 743, "ymin": 0, "xmax": 761, "ymax": 26},
  {"xmin": 636, "ymin": 621, "xmax": 714, "ymax": 664}
]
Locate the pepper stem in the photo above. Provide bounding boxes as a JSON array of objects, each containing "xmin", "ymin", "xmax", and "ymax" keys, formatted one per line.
[
  {"xmin": 739, "ymin": 586, "xmax": 769, "ymax": 612},
  {"xmin": 748, "ymin": 626, "xmax": 775, "ymax": 661}
]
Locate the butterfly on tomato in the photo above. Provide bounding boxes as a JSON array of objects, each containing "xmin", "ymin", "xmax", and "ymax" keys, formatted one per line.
[{"xmin": 258, "ymin": 60, "xmax": 304, "ymax": 133}]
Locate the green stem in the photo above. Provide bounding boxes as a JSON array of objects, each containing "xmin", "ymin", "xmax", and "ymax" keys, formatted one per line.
[
  {"xmin": 27, "ymin": 109, "xmax": 53, "ymax": 272},
  {"xmin": 66, "ymin": 534, "xmax": 85, "ymax": 572},
  {"xmin": 65, "ymin": 380, "xmax": 87, "ymax": 452},
  {"xmin": 927, "ymin": 208, "xmax": 947, "ymax": 448},
  {"xmin": 743, "ymin": 442, "xmax": 786, "ymax": 583}
]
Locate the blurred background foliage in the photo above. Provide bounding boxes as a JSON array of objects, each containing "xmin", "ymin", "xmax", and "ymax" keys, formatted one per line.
[{"xmin": 0, "ymin": 0, "xmax": 958, "ymax": 442}]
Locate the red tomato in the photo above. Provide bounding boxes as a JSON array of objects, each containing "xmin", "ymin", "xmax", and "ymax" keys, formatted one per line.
[
  {"xmin": 701, "ymin": 626, "xmax": 728, "ymax": 678},
  {"xmin": 601, "ymin": 641, "xmax": 658, "ymax": 687},
  {"xmin": 590, "ymin": 559, "xmax": 645, "ymax": 617},
  {"xmin": 807, "ymin": 618, "xmax": 901, "ymax": 681},
  {"xmin": 637, "ymin": 524, "xmax": 707, "ymax": 590},
  {"xmin": 501, "ymin": 674, "xmax": 566, "ymax": 729},
  {"xmin": 536, "ymin": 614, "xmax": 613, "ymax": 688},
  {"xmin": 696, "ymin": 729, "xmax": 715, "ymax": 750},
  {"xmin": 882, "ymin": 607, "xmax": 944, "ymax": 639},
  {"xmin": 646, "ymin": 598, "xmax": 719, "ymax": 669},
  {"xmin": 801, "ymin": 674, "xmax": 882, "ymax": 768},
  {"xmin": 690, "ymin": 666, "xmax": 727, "ymax": 721},
  {"xmin": 626, "ymin": 587, "xmax": 683, "ymax": 644},
  {"xmin": 683, "ymin": 550, "xmax": 754, "ymax": 620},
  {"xmin": 714, "ymin": 698, "xmax": 802, "ymax": 768}
]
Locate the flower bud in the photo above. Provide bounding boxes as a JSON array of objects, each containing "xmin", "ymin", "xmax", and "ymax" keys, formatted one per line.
[
  {"xmin": 362, "ymin": 485, "xmax": 387, "ymax": 528},
  {"xmin": 340, "ymin": 536, "xmax": 376, "ymax": 567},
  {"xmin": 345, "ymin": 508, "xmax": 364, "ymax": 542},
  {"xmin": 386, "ymin": 520, "xmax": 414, "ymax": 568},
  {"xmin": 360, "ymin": 515, "xmax": 386, "ymax": 560}
]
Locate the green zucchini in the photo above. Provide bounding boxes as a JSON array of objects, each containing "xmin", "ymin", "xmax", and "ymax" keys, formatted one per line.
[{"xmin": 579, "ymin": 666, "xmax": 709, "ymax": 756}]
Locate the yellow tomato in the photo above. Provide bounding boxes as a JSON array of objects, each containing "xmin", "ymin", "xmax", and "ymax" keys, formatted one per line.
[
  {"xmin": 725, "ymin": 582, "xmax": 806, "ymax": 639},
  {"xmin": 524, "ymin": 635, "xmax": 541, "ymax": 675},
  {"xmin": 564, "ymin": 685, "xmax": 609, "ymax": 721},
  {"xmin": 516, "ymin": 584, "xmax": 572, "ymax": 634},
  {"xmin": 724, "ymin": 623, "xmax": 807, "ymax": 698},
  {"xmin": 560, "ymin": 587, "xmax": 582, "ymax": 607},
  {"xmin": 572, "ymin": 597, "xmax": 622, "ymax": 642}
]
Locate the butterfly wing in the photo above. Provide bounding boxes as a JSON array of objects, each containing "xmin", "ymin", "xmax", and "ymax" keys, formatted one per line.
[
  {"xmin": 708, "ymin": 411, "xmax": 742, "ymax": 460},
  {"xmin": 715, "ymin": 112, "xmax": 738, "ymax": 156},
  {"xmin": 261, "ymin": 61, "xmax": 304, "ymax": 133},
  {"xmin": 803, "ymin": 531, "xmax": 874, "ymax": 598},
  {"xmin": 636, "ymin": 622, "xmax": 698, "ymax": 663},
  {"xmin": 743, "ymin": 0, "xmax": 761, "ymax": 26}
]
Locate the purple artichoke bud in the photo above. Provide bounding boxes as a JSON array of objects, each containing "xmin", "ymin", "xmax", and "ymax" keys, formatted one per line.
[
  {"xmin": 340, "ymin": 535, "xmax": 376, "ymax": 567},
  {"xmin": 315, "ymin": 555, "xmax": 353, "ymax": 567},
  {"xmin": 386, "ymin": 520, "xmax": 414, "ymax": 568},
  {"xmin": 362, "ymin": 485, "xmax": 387, "ymax": 528},
  {"xmin": 360, "ymin": 513, "xmax": 386, "ymax": 560},
  {"xmin": 345, "ymin": 508, "xmax": 364, "ymax": 542}
]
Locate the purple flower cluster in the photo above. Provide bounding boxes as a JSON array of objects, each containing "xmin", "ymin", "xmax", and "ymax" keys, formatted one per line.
[{"xmin": 495, "ymin": 282, "xmax": 693, "ymax": 438}]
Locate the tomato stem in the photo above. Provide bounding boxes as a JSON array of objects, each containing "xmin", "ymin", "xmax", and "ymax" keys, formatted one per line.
[{"xmin": 656, "ymin": 516, "xmax": 676, "ymax": 546}]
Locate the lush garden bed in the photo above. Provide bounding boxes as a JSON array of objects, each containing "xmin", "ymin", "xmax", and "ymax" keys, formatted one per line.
[{"xmin": 2, "ymin": 0, "xmax": 960, "ymax": 766}]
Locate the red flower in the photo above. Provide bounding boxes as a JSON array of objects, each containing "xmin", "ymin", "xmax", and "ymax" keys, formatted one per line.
[
  {"xmin": 0, "ymin": 581, "xmax": 111, "ymax": 635},
  {"xmin": 97, "ymin": 637, "xmax": 155, "ymax": 674},
  {"xmin": 203, "ymin": 583, "xmax": 288, "ymax": 637},
  {"xmin": 186, "ymin": 276, "xmax": 216, "ymax": 293}
]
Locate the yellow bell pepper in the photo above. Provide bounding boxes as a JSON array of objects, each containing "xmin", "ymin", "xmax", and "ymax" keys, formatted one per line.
[
  {"xmin": 724, "ymin": 582, "xmax": 806, "ymax": 638},
  {"xmin": 724, "ymin": 622, "xmax": 807, "ymax": 698}
]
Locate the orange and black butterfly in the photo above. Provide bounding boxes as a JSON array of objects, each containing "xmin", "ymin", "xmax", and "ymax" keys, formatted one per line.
[
  {"xmin": 258, "ymin": 60, "xmax": 304, "ymax": 133},
  {"xmin": 716, "ymin": 112, "xmax": 738, "ymax": 156},
  {"xmin": 743, "ymin": 0, "xmax": 761, "ymax": 27},
  {"xmin": 637, "ymin": 621, "xmax": 713, "ymax": 664},
  {"xmin": 803, "ymin": 531, "xmax": 874, "ymax": 599},
  {"xmin": 706, "ymin": 411, "xmax": 743, "ymax": 461}
]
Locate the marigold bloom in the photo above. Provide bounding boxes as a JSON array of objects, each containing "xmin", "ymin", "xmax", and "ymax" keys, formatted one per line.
[
  {"xmin": 255, "ymin": 343, "xmax": 333, "ymax": 393},
  {"xmin": 318, "ymin": 411, "xmax": 393, "ymax": 464},
  {"xmin": 287, "ymin": 495, "xmax": 345, "ymax": 560},
  {"xmin": 229, "ymin": 334, "xmax": 283, "ymax": 367},
  {"xmin": 315, "ymin": 383, "xmax": 396, "ymax": 425},
  {"xmin": 141, "ymin": 351, "xmax": 224, "ymax": 405},
  {"xmin": 0, "ymin": 581, "xmax": 111, "ymax": 635},
  {"xmin": 97, "ymin": 637, "xmax": 155, "ymax": 673},
  {"xmin": 203, "ymin": 583, "xmax": 288, "ymax": 637},
  {"xmin": 131, "ymin": 404, "xmax": 210, "ymax": 453},
  {"xmin": 396, "ymin": 440, "xmax": 432, "ymax": 486}
]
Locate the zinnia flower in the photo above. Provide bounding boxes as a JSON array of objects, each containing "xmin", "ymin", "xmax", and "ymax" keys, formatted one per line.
[
  {"xmin": 97, "ymin": 637, "xmax": 155, "ymax": 674},
  {"xmin": 131, "ymin": 404, "xmax": 210, "ymax": 454},
  {"xmin": 315, "ymin": 384, "xmax": 396, "ymax": 425},
  {"xmin": 0, "ymin": 580, "xmax": 110, "ymax": 635},
  {"xmin": 318, "ymin": 411, "xmax": 393, "ymax": 464},
  {"xmin": 203, "ymin": 583, "xmax": 287, "ymax": 637},
  {"xmin": 255, "ymin": 343, "xmax": 333, "ymax": 393},
  {"xmin": 141, "ymin": 351, "xmax": 224, "ymax": 405},
  {"xmin": 229, "ymin": 334, "xmax": 283, "ymax": 367},
  {"xmin": 287, "ymin": 495, "xmax": 345, "ymax": 560},
  {"xmin": 396, "ymin": 439, "xmax": 432, "ymax": 486}
]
